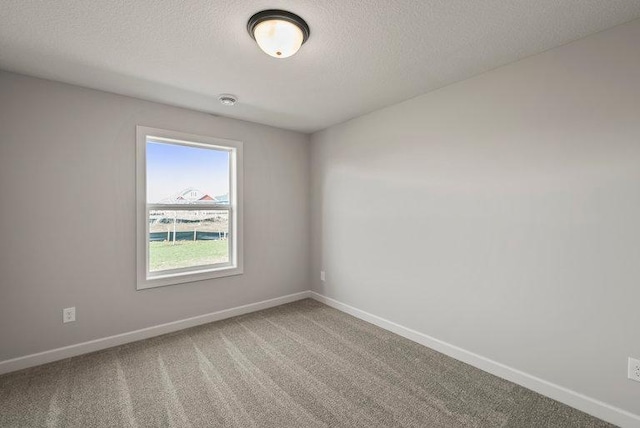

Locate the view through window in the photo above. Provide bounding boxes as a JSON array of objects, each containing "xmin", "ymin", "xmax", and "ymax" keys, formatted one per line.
[{"xmin": 147, "ymin": 140, "xmax": 230, "ymax": 272}]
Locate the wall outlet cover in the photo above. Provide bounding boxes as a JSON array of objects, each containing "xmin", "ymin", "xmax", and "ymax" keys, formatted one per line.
[
  {"xmin": 63, "ymin": 307, "xmax": 76, "ymax": 323},
  {"xmin": 629, "ymin": 357, "xmax": 640, "ymax": 382},
  {"xmin": 320, "ymin": 271, "xmax": 325, "ymax": 282}
]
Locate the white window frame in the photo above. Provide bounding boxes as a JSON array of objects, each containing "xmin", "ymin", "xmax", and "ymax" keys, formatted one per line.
[{"xmin": 136, "ymin": 126, "xmax": 243, "ymax": 290}]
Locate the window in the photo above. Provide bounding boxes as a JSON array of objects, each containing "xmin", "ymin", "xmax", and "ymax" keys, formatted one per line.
[{"xmin": 136, "ymin": 126, "xmax": 243, "ymax": 290}]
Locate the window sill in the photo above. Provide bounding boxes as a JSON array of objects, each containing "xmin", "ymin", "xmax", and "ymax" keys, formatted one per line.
[{"xmin": 137, "ymin": 265, "xmax": 243, "ymax": 290}]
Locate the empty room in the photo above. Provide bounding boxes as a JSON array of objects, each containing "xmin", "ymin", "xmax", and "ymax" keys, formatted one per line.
[{"xmin": 1, "ymin": 1, "xmax": 639, "ymax": 427}]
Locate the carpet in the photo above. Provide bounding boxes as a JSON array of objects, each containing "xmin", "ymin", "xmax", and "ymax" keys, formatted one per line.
[{"xmin": 0, "ymin": 299, "xmax": 614, "ymax": 427}]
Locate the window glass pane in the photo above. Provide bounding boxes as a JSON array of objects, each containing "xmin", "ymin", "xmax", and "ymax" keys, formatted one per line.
[
  {"xmin": 149, "ymin": 210, "xmax": 229, "ymax": 272},
  {"xmin": 146, "ymin": 139, "xmax": 230, "ymax": 205}
]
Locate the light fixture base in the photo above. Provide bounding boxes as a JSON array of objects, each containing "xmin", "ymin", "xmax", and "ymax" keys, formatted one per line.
[{"xmin": 247, "ymin": 10, "xmax": 310, "ymax": 44}]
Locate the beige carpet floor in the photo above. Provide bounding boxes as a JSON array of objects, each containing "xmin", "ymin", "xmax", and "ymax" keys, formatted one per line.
[{"xmin": 0, "ymin": 298, "xmax": 613, "ymax": 427}]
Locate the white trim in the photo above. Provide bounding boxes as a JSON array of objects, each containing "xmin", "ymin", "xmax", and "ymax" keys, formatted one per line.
[
  {"xmin": 135, "ymin": 125, "xmax": 244, "ymax": 290},
  {"xmin": 310, "ymin": 292, "xmax": 640, "ymax": 428},
  {"xmin": 0, "ymin": 291, "xmax": 311, "ymax": 376}
]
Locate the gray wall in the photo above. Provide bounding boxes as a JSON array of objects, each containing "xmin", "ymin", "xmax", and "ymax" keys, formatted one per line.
[
  {"xmin": 2, "ymin": 17, "xmax": 640, "ymax": 419},
  {"xmin": 310, "ymin": 20, "xmax": 640, "ymax": 415},
  {"xmin": 0, "ymin": 71, "xmax": 310, "ymax": 361}
]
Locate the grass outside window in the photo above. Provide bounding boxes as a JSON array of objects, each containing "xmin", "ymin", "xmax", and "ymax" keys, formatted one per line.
[{"xmin": 149, "ymin": 240, "xmax": 228, "ymax": 272}]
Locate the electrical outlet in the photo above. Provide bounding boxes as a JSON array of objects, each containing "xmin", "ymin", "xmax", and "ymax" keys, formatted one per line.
[
  {"xmin": 63, "ymin": 307, "xmax": 76, "ymax": 323},
  {"xmin": 629, "ymin": 357, "xmax": 640, "ymax": 382},
  {"xmin": 320, "ymin": 271, "xmax": 325, "ymax": 282}
]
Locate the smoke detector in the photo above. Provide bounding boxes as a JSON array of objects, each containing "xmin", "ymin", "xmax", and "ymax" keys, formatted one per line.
[{"xmin": 218, "ymin": 94, "xmax": 237, "ymax": 106}]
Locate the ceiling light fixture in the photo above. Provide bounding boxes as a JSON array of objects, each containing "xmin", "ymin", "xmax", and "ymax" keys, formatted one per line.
[
  {"xmin": 247, "ymin": 10, "xmax": 310, "ymax": 59},
  {"xmin": 218, "ymin": 94, "xmax": 237, "ymax": 106}
]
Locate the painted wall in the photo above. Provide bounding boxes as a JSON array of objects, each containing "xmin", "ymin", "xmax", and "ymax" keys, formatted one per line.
[
  {"xmin": 310, "ymin": 20, "xmax": 640, "ymax": 415},
  {"xmin": 0, "ymin": 72, "xmax": 310, "ymax": 361}
]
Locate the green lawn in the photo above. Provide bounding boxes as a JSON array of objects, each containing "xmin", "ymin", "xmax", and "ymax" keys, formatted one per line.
[{"xmin": 149, "ymin": 240, "xmax": 229, "ymax": 272}]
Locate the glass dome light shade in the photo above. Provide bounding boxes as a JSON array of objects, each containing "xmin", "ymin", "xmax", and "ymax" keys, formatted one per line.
[{"xmin": 253, "ymin": 19, "xmax": 304, "ymax": 58}]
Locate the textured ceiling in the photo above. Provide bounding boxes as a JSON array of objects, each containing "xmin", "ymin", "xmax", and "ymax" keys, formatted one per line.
[{"xmin": 1, "ymin": 1, "xmax": 640, "ymax": 133}]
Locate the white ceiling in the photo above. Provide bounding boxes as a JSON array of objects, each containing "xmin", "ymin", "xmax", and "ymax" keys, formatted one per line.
[{"xmin": 1, "ymin": 1, "xmax": 640, "ymax": 133}]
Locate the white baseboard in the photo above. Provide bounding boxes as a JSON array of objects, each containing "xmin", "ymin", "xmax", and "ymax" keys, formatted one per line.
[
  {"xmin": 0, "ymin": 290, "xmax": 311, "ymax": 376},
  {"xmin": 310, "ymin": 292, "xmax": 640, "ymax": 428}
]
